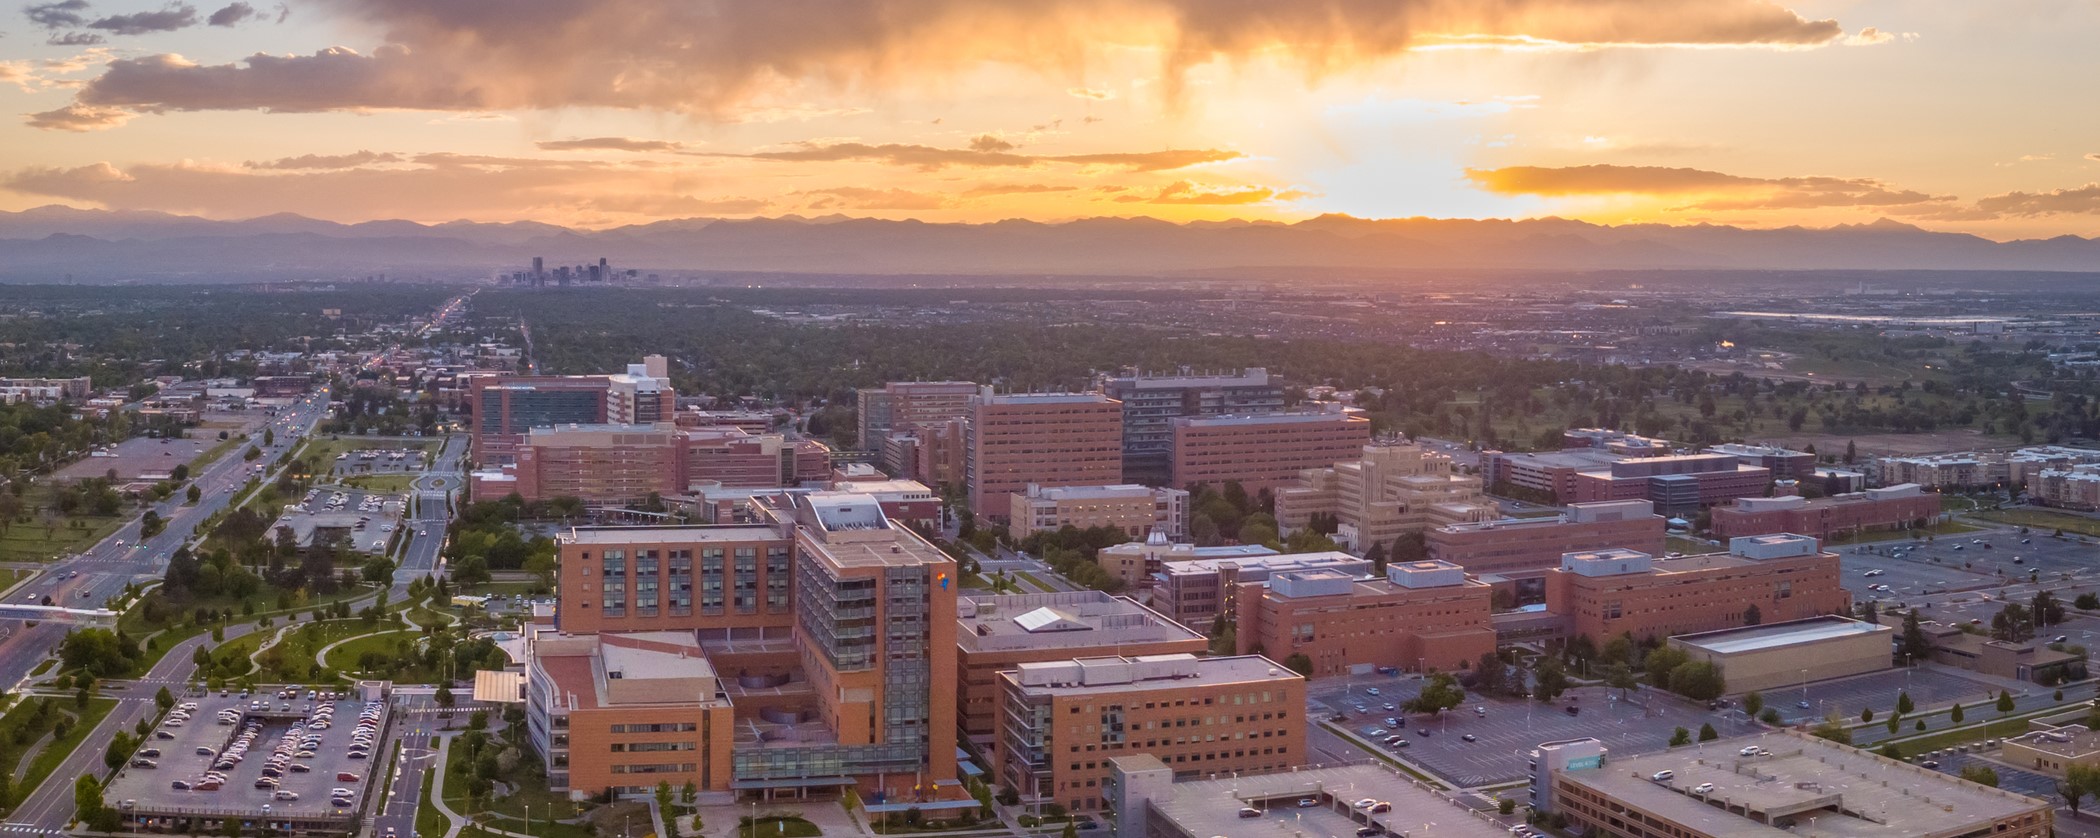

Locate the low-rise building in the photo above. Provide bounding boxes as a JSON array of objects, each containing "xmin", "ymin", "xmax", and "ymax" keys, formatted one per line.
[
  {"xmin": 954, "ymin": 592, "xmax": 1205, "ymax": 758},
  {"xmin": 2002, "ymin": 725, "xmax": 2100, "ymax": 777},
  {"xmin": 1152, "ymin": 551, "xmax": 1370, "ymax": 629},
  {"xmin": 2032, "ymin": 463, "xmax": 2100, "ymax": 511},
  {"xmin": 1547, "ymin": 729, "xmax": 2053, "ymax": 837},
  {"xmin": 1006, "ymin": 483, "xmax": 1190, "ymax": 542},
  {"xmin": 1093, "ymin": 535, "xmax": 1279, "ymax": 589},
  {"xmin": 1570, "ymin": 453, "xmax": 1772, "ymax": 515},
  {"xmin": 994, "ymin": 654, "xmax": 1304, "ymax": 812},
  {"xmin": 1875, "ymin": 614, "xmax": 2084, "ymax": 684},
  {"xmin": 1667, "ymin": 616, "xmax": 1892, "ymax": 693},
  {"xmin": 1706, "ymin": 443, "xmax": 1817, "ymax": 481},
  {"xmin": 525, "ymin": 631, "xmax": 737, "ymax": 796},
  {"xmin": 1111, "ymin": 759, "xmax": 1510, "ymax": 838},
  {"xmin": 1544, "ymin": 534, "xmax": 1850, "ymax": 645},
  {"xmin": 1709, "ymin": 483, "xmax": 1941, "ymax": 540},
  {"xmin": 1233, "ymin": 560, "xmax": 1496, "ymax": 676},
  {"xmin": 1426, "ymin": 499, "xmax": 1665, "ymax": 580}
]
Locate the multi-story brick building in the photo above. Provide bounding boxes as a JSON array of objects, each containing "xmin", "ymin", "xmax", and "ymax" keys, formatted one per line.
[
  {"xmin": 965, "ymin": 392, "xmax": 1123, "ymax": 519},
  {"xmin": 857, "ymin": 380, "xmax": 979, "ymax": 465},
  {"xmin": 468, "ymin": 356, "xmax": 674, "ymax": 464},
  {"xmin": 1152, "ymin": 551, "xmax": 1370, "ymax": 628},
  {"xmin": 954, "ymin": 592, "xmax": 1205, "ymax": 759},
  {"xmin": 1543, "ymin": 534, "xmax": 1850, "ymax": 645},
  {"xmin": 1709, "ymin": 484, "xmax": 1941, "ymax": 540},
  {"xmin": 528, "ymin": 491, "xmax": 961, "ymax": 804},
  {"xmin": 1481, "ymin": 448, "xmax": 1626, "ymax": 502},
  {"xmin": 994, "ymin": 654, "xmax": 1304, "ymax": 812},
  {"xmin": 1233, "ymin": 560, "xmax": 1496, "ymax": 677},
  {"xmin": 2034, "ymin": 464, "xmax": 2100, "ymax": 510},
  {"xmin": 1167, "ymin": 405, "xmax": 1371, "ymax": 495},
  {"xmin": 474, "ymin": 423, "xmax": 833, "ymax": 504},
  {"xmin": 1100, "ymin": 367, "xmax": 1285, "ymax": 486},
  {"xmin": 1426, "ymin": 499, "xmax": 1665, "ymax": 578},
  {"xmin": 1568, "ymin": 453, "xmax": 1772, "ymax": 514},
  {"xmin": 1275, "ymin": 442, "xmax": 1499, "ymax": 552},
  {"xmin": 1706, "ymin": 443, "xmax": 1817, "ymax": 481},
  {"xmin": 1006, "ymin": 483, "xmax": 1190, "ymax": 542}
]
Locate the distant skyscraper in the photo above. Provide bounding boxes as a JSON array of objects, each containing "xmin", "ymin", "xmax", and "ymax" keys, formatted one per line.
[
  {"xmin": 532, "ymin": 256, "xmax": 544, "ymax": 283},
  {"xmin": 1100, "ymin": 367, "xmax": 1285, "ymax": 485}
]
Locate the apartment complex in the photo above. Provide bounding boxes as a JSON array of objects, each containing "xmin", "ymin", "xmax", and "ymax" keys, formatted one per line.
[
  {"xmin": 1547, "ymin": 730, "xmax": 2052, "ymax": 838},
  {"xmin": 1006, "ymin": 483, "xmax": 1190, "ymax": 542},
  {"xmin": 857, "ymin": 381, "xmax": 979, "ymax": 472},
  {"xmin": 994, "ymin": 654, "xmax": 1304, "ymax": 812},
  {"xmin": 965, "ymin": 392, "xmax": 1123, "ymax": 519},
  {"xmin": 1152, "ymin": 551, "xmax": 1370, "ymax": 628},
  {"xmin": 2032, "ymin": 463, "xmax": 2100, "ymax": 510},
  {"xmin": 1099, "ymin": 367, "xmax": 1285, "ymax": 486},
  {"xmin": 1543, "ymin": 534, "xmax": 1849, "ymax": 644},
  {"xmin": 474, "ymin": 423, "xmax": 832, "ymax": 504},
  {"xmin": 1233, "ymin": 560, "xmax": 1496, "ymax": 676},
  {"xmin": 954, "ymin": 592, "xmax": 1205, "ymax": 758},
  {"xmin": 1426, "ymin": 499, "xmax": 1666, "ymax": 577},
  {"xmin": 1709, "ymin": 484, "xmax": 1940, "ymax": 540},
  {"xmin": 527, "ymin": 490, "xmax": 961, "ymax": 803},
  {"xmin": 1093, "ymin": 536, "xmax": 1278, "ymax": 589},
  {"xmin": 1275, "ymin": 441, "xmax": 1499, "ymax": 552},
  {"xmin": 1877, "ymin": 445, "xmax": 2100, "ymax": 489},
  {"xmin": 1166, "ymin": 405, "xmax": 1370, "ymax": 495}
]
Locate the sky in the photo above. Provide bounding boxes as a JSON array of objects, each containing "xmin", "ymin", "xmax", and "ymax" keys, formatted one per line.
[{"xmin": 2, "ymin": 0, "xmax": 2098, "ymax": 239}]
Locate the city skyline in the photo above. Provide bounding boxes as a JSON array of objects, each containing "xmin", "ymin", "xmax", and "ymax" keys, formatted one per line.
[{"xmin": 0, "ymin": 0, "xmax": 2097, "ymax": 240}]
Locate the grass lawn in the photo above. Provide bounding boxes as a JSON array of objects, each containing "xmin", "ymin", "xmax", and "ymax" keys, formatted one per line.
[
  {"xmin": 1824, "ymin": 520, "xmax": 1982, "ymax": 545},
  {"xmin": 1664, "ymin": 535, "xmax": 1719, "ymax": 556},
  {"xmin": 0, "ymin": 511, "xmax": 127, "ymax": 563},
  {"xmin": 417, "ymin": 767, "xmax": 450, "ymax": 837},
  {"xmin": 323, "ymin": 630, "xmax": 420, "ymax": 674},
  {"xmin": 1967, "ymin": 507, "xmax": 2100, "ymax": 538},
  {"xmin": 243, "ymin": 618, "xmax": 386, "ymax": 683},
  {"xmin": 20, "ymin": 697, "xmax": 116, "ymax": 799},
  {"xmin": 1880, "ymin": 714, "xmax": 2041, "ymax": 759},
  {"xmin": 341, "ymin": 473, "xmax": 419, "ymax": 493}
]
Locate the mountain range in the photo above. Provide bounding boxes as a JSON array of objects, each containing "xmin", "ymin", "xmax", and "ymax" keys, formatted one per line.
[{"xmin": 1, "ymin": 206, "xmax": 2097, "ymax": 282}]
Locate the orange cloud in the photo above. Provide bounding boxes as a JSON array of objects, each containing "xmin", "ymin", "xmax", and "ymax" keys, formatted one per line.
[
  {"xmin": 42, "ymin": 0, "xmax": 1852, "ymax": 126},
  {"xmin": 711, "ymin": 140, "xmax": 1240, "ymax": 172},
  {"xmin": 1114, "ymin": 180, "xmax": 1304, "ymax": 205},
  {"xmin": 536, "ymin": 137, "xmax": 686, "ymax": 152},
  {"xmin": 1466, "ymin": 164, "xmax": 1947, "ymax": 210},
  {"xmin": 1974, "ymin": 184, "xmax": 2100, "ymax": 217}
]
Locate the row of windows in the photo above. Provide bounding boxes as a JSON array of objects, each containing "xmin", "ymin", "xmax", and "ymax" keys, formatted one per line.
[
  {"xmin": 609, "ymin": 741, "xmax": 696, "ymax": 753},
  {"xmin": 611, "ymin": 722, "xmax": 697, "ymax": 733},
  {"xmin": 609, "ymin": 763, "xmax": 698, "ymax": 774}
]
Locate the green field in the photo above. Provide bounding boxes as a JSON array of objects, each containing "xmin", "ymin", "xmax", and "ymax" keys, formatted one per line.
[
  {"xmin": 1967, "ymin": 507, "xmax": 2100, "ymax": 538},
  {"xmin": 19, "ymin": 697, "xmax": 117, "ymax": 804},
  {"xmin": 323, "ymin": 630, "xmax": 420, "ymax": 674},
  {"xmin": 0, "ymin": 505, "xmax": 128, "ymax": 563},
  {"xmin": 341, "ymin": 473, "xmax": 418, "ymax": 493}
]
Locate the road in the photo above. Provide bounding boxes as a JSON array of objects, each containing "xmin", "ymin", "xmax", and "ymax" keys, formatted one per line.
[
  {"xmin": 394, "ymin": 436, "xmax": 464, "ymax": 601},
  {"xmin": 370, "ymin": 694, "xmax": 450, "ymax": 838},
  {"xmin": 0, "ymin": 393, "xmax": 333, "ymax": 697}
]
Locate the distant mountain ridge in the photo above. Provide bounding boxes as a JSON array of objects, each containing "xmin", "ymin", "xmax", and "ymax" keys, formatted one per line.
[{"xmin": 0, "ymin": 206, "xmax": 2096, "ymax": 282}]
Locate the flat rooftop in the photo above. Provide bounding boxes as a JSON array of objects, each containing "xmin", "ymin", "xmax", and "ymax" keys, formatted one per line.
[
  {"xmin": 1007, "ymin": 654, "xmax": 1297, "ymax": 697},
  {"xmin": 1675, "ymin": 617, "xmax": 1890, "ymax": 656},
  {"xmin": 558, "ymin": 524, "xmax": 783, "ymax": 545},
  {"xmin": 1158, "ymin": 550, "xmax": 1366, "ymax": 576},
  {"xmin": 1174, "ymin": 409, "xmax": 1362, "ymax": 427},
  {"xmin": 2006, "ymin": 725, "xmax": 2100, "ymax": 759},
  {"xmin": 1020, "ymin": 483, "xmax": 1157, "ymax": 501},
  {"xmin": 956, "ymin": 591, "xmax": 1201, "ymax": 653},
  {"xmin": 1563, "ymin": 730, "xmax": 2049, "ymax": 837},
  {"xmin": 1498, "ymin": 449, "xmax": 1624, "ymax": 469},
  {"xmin": 981, "ymin": 392, "xmax": 1117, "ymax": 405},
  {"xmin": 1141, "ymin": 762, "xmax": 1508, "ymax": 838},
  {"xmin": 104, "ymin": 692, "xmax": 387, "ymax": 824}
]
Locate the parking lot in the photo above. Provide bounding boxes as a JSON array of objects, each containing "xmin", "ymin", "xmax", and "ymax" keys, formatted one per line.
[
  {"xmin": 1313, "ymin": 681, "xmax": 1762, "ymax": 787},
  {"xmin": 1929, "ymin": 750, "xmax": 2061, "ymax": 803},
  {"xmin": 56, "ymin": 435, "xmax": 216, "ymax": 481},
  {"xmin": 1772, "ymin": 666, "xmax": 2000, "ymax": 724},
  {"xmin": 330, "ymin": 447, "xmax": 427, "ymax": 476},
  {"xmin": 274, "ymin": 487, "xmax": 409, "ymax": 554},
  {"xmin": 103, "ymin": 691, "xmax": 389, "ymax": 828}
]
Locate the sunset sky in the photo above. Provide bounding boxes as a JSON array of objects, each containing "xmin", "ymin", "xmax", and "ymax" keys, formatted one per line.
[{"xmin": 2, "ymin": 0, "xmax": 2098, "ymax": 238}]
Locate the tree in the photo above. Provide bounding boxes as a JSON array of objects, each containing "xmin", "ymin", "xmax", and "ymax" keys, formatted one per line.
[
  {"xmin": 1950, "ymin": 702, "xmax": 1964, "ymax": 723},
  {"xmin": 156, "ymin": 685, "xmax": 174, "ymax": 712},
  {"xmin": 1404, "ymin": 673, "xmax": 1466, "ymax": 716},
  {"xmin": 2034, "ymin": 590, "xmax": 2066, "ymax": 628},
  {"xmin": 1602, "ymin": 662, "xmax": 1638, "ymax": 698},
  {"xmin": 1667, "ymin": 661, "xmax": 1727, "ymax": 702},
  {"xmin": 1860, "ymin": 707, "xmax": 1874, "ymax": 723},
  {"xmin": 185, "ymin": 484, "xmax": 201, "ymax": 504},
  {"xmin": 1896, "ymin": 690, "xmax": 1914, "ymax": 715},
  {"xmin": 1062, "ymin": 820, "xmax": 1079, "ymax": 838},
  {"xmin": 1669, "ymin": 727, "xmax": 1691, "ymax": 747},
  {"xmin": 2078, "ymin": 593, "xmax": 2100, "ymax": 611},
  {"xmin": 435, "ymin": 681, "xmax": 455, "ymax": 708},
  {"xmin": 1990, "ymin": 602, "xmax": 2035, "ymax": 643},
  {"xmin": 1474, "ymin": 653, "xmax": 1508, "ymax": 697},
  {"xmin": 1996, "ymin": 690, "xmax": 2016, "ymax": 715},
  {"xmin": 2063, "ymin": 765, "xmax": 2100, "ymax": 817},
  {"xmin": 1960, "ymin": 764, "xmax": 2000, "ymax": 788},
  {"xmin": 1698, "ymin": 723, "xmax": 1718, "ymax": 742},
  {"xmin": 1900, "ymin": 609, "xmax": 1932, "ymax": 664},
  {"xmin": 1743, "ymin": 691, "xmax": 1764, "ymax": 717},
  {"xmin": 1532, "ymin": 656, "xmax": 1570, "ymax": 703},
  {"xmin": 104, "ymin": 732, "xmax": 135, "ymax": 771},
  {"xmin": 1280, "ymin": 652, "xmax": 1314, "ymax": 677},
  {"xmin": 1742, "ymin": 603, "xmax": 1762, "ymax": 626},
  {"xmin": 1362, "ymin": 541, "xmax": 1388, "ymax": 574}
]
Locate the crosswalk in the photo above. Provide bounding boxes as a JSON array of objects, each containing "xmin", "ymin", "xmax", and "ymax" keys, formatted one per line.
[{"xmin": 0, "ymin": 822, "xmax": 63, "ymax": 833}]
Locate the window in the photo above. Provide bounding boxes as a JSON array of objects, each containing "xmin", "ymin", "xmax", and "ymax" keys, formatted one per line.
[{"xmin": 601, "ymin": 550, "xmax": 627, "ymax": 616}]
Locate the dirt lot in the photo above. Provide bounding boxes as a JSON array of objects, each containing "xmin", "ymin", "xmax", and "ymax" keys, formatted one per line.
[{"xmin": 54, "ymin": 435, "xmax": 216, "ymax": 481}]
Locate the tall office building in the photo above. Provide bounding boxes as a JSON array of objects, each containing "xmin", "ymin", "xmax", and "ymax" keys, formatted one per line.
[
  {"xmin": 856, "ymin": 381, "xmax": 979, "ymax": 465},
  {"xmin": 1100, "ymin": 367, "xmax": 1285, "ymax": 485},
  {"xmin": 964, "ymin": 391, "xmax": 1123, "ymax": 520},
  {"xmin": 468, "ymin": 356, "xmax": 674, "ymax": 464},
  {"xmin": 1167, "ymin": 404, "xmax": 1370, "ymax": 495}
]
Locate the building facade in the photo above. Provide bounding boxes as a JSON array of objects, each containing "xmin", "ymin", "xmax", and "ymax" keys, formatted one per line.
[
  {"xmin": 994, "ymin": 654, "xmax": 1304, "ymax": 812},
  {"xmin": 478, "ymin": 423, "xmax": 833, "ymax": 504},
  {"xmin": 1099, "ymin": 368, "xmax": 1285, "ymax": 486},
  {"xmin": 1166, "ymin": 406, "xmax": 1371, "ymax": 495},
  {"xmin": 1233, "ymin": 560, "xmax": 1496, "ymax": 676},
  {"xmin": 1006, "ymin": 483, "xmax": 1190, "ymax": 542},
  {"xmin": 1093, "ymin": 537, "xmax": 1278, "ymax": 590},
  {"xmin": 1568, "ymin": 453, "xmax": 1773, "ymax": 515},
  {"xmin": 1275, "ymin": 441, "xmax": 1499, "ymax": 552},
  {"xmin": 1152, "ymin": 552, "xmax": 1370, "ymax": 628},
  {"xmin": 1709, "ymin": 484, "xmax": 1941, "ymax": 540},
  {"xmin": 965, "ymin": 392, "xmax": 1124, "ymax": 519},
  {"xmin": 1543, "ymin": 534, "xmax": 1850, "ymax": 645},
  {"xmin": 857, "ymin": 381, "xmax": 979, "ymax": 467},
  {"xmin": 1426, "ymin": 499, "xmax": 1666, "ymax": 578}
]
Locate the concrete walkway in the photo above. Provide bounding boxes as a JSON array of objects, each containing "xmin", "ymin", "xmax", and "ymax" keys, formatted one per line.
[
  {"xmin": 428, "ymin": 733, "xmax": 541, "ymax": 838},
  {"xmin": 314, "ymin": 628, "xmax": 415, "ymax": 669}
]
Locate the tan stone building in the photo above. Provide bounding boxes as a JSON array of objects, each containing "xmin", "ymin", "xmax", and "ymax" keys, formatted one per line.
[
  {"xmin": 1006, "ymin": 483, "xmax": 1189, "ymax": 542},
  {"xmin": 1667, "ymin": 616, "xmax": 1892, "ymax": 693},
  {"xmin": 1275, "ymin": 441, "xmax": 1499, "ymax": 553}
]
